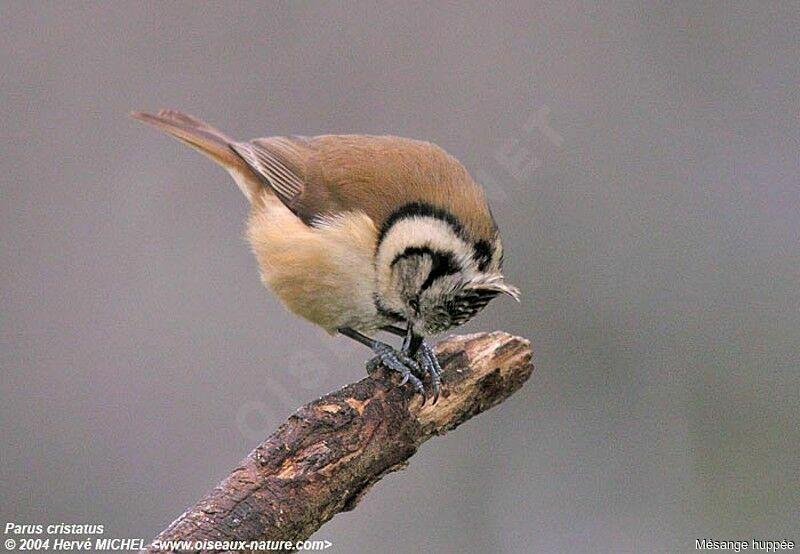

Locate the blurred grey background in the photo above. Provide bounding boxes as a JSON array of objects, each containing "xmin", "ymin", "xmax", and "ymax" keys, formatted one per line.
[{"xmin": 1, "ymin": 2, "xmax": 798, "ymax": 552}]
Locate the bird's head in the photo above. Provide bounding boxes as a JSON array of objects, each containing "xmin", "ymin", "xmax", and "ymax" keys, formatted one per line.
[{"xmin": 375, "ymin": 204, "xmax": 519, "ymax": 337}]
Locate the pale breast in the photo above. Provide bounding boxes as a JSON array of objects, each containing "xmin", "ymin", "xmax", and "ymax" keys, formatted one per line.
[{"xmin": 246, "ymin": 194, "xmax": 389, "ymax": 334}]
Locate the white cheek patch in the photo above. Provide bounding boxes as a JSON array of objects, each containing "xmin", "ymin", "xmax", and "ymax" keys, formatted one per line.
[
  {"xmin": 374, "ymin": 216, "xmax": 477, "ymax": 312},
  {"xmin": 375, "ymin": 216, "xmax": 476, "ymax": 273}
]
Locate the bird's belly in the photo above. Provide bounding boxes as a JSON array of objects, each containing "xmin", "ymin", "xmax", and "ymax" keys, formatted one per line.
[
  {"xmin": 246, "ymin": 196, "xmax": 387, "ymax": 334},
  {"xmin": 267, "ymin": 265, "xmax": 382, "ymax": 333}
]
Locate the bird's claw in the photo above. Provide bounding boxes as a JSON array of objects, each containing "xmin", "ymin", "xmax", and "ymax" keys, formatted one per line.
[
  {"xmin": 366, "ymin": 339, "xmax": 442, "ymax": 404},
  {"xmin": 367, "ymin": 343, "xmax": 425, "ymax": 396},
  {"xmin": 413, "ymin": 339, "xmax": 442, "ymax": 404}
]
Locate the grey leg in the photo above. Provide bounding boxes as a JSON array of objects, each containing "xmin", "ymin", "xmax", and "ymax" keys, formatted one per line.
[
  {"xmin": 383, "ymin": 326, "xmax": 442, "ymax": 403},
  {"xmin": 339, "ymin": 327, "xmax": 424, "ymax": 395},
  {"xmin": 415, "ymin": 339, "xmax": 442, "ymax": 403}
]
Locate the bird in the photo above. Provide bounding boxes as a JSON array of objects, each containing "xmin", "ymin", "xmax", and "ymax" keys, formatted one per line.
[{"xmin": 130, "ymin": 109, "xmax": 519, "ymax": 403}]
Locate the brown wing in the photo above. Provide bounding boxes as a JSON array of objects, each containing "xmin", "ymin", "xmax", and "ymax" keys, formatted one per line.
[
  {"xmin": 229, "ymin": 136, "xmax": 311, "ymax": 214},
  {"xmin": 231, "ymin": 134, "xmax": 497, "ymax": 241}
]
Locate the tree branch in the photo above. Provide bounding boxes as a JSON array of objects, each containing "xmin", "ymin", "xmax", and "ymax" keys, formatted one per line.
[{"xmin": 144, "ymin": 331, "xmax": 533, "ymax": 553}]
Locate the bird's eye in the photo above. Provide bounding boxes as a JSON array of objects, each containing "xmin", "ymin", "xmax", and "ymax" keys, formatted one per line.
[{"xmin": 409, "ymin": 297, "xmax": 420, "ymax": 314}]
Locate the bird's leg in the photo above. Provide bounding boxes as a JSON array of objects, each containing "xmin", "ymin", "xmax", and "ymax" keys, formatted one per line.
[
  {"xmin": 382, "ymin": 325, "xmax": 442, "ymax": 403},
  {"xmin": 418, "ymin": 342, "xmax": 442, "ymax": 403},
  {"xmin": 380, "ymin": 324, "xmax": 407, "ymax": 338},
  {"xmin": 405, "ymin": 330, "xmax": 442, "ymax": 403},
  {"xmin": 338, "ymin": 327, "xmax": 424, "ymax": 395}
]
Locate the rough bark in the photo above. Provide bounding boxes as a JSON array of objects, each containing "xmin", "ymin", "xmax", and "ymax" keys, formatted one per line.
[{"xmin": 144, "ymin": 331, "xmax": 533, "ymax": 553}]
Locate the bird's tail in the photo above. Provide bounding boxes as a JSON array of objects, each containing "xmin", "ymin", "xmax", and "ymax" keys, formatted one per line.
[{"xmin": 130, "ymin": 109, "xmax": 261, "ymax": 202}]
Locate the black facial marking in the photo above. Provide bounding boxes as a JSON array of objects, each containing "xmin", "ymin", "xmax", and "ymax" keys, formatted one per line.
[
  {"xmin": 390, "ymin": 245, "xmax": 434, "ymax": 268},
  {"xmin": 377, "ymin": 202, "xmax": 468, "ymax": 247},
  {"xmin": 379, "ymin": 202, "xmax": 498, "ymax": 274},
  {"xmin": 390, "ymin": 246, "xmax": 461, "ymax": 292},
  {"xmin": 473, "ymin": 239, "xmax": 492, "ymax": 272},
  {"xmin": 419, "ymin": 250, "xmax": 459, "ymax": 291}
]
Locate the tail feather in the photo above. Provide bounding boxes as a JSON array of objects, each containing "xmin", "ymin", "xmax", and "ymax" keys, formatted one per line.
[{"xmin": 130, "ymin": 109, "xmax": 261, "ymax": 202}]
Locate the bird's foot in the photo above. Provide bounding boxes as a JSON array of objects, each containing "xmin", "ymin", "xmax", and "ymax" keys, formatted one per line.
[
  {"xmin": 367, "ymin": 342, "xmax": 425, "ymax": 396},
  {"xmin": 410, "ymin": 339, "xmax": 442, "ymax": 404}
]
